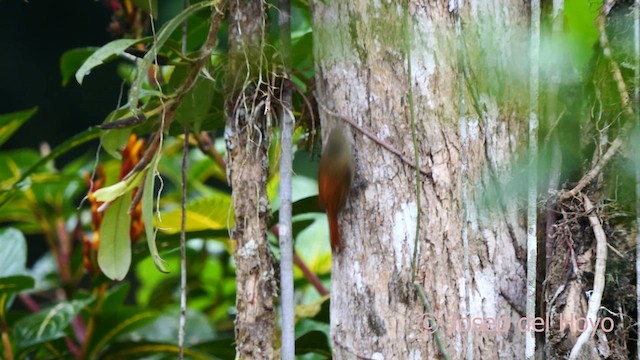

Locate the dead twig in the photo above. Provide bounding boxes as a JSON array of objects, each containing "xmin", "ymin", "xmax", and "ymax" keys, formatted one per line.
[
  {"xmin": 568, "ymin": 194, "xmax": 608, "ymax": 359},
  {"xmin": 315, "ymin": 98, "xmax": 431, "ymax": 177}
]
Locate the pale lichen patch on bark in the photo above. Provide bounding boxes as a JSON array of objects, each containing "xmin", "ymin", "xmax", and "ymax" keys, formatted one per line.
[
  {"xmin": 392, "ymin": 202, "xmax": 417, "ymax": 271},
  {"xmin": 472, "ymin": 268, "xmax": 499, "ymax": 316},
  {"xmin": 408, "ymin": 348, "xmax": 422, "ymax": 360},
  {"xmin": 238, "ymin": 239, "xmax": 258, "ymax": 258},
  {"xmin": 352, "ymin": 260, "xmax": 364, "ymax": 292}
]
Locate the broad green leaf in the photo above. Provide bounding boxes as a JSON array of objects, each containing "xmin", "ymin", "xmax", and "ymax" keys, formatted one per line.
[
  {"xmin": 142, "ymin": 167, "xmax": 169, "ymax": 272},
  {"xmin": 295, "ymin": 330, "xmax": 331, "ymax": 356},
  {"xmin": 295, "ymin": 294, "xmax": 329, "ymax": 319},
  {"xmin": 93, "ymin": 169, "xmax": 146, "ymax": 203},
  {"xmin": 193, "ymin": 337, "xmax": 236, "ymax": 358},
  {"xmin": 98, "ymin": 194, "xmax": 133, "ymax": 281},
  {"xmin": 88, "ymin": 309, "xmax": 158, "ymax": 358},
  {"xmin": 293, "ymin": 214, "xmax": 332, "ymax": 276},
  {"xmin": 128, "ymin": 1, "xmax": 214, "ymax": 108},
  {"xmin": 158, "ymin": 190, "xmax": 233, "ymax": 234},
  {"xmin": 0, "ymin": 149, "xmax": 40, "ymax": 183},
  {"xmin": 0, "ymin": 108, "xmax": 37, "ymax": 147},
  {"xmin": 271, "ymin": 176, "xmax": 319, "ymax": 211},
  {"xmin": 127, "ymin": 311, "xmax": 214, "ymax": 343},
  {"xmin": 60, "ymin": 48, "xmax": 97, "ymax": 87},
  {"xmin": 0, "ymin": 275, "xmax": 34, "ymax": 295},
  {"xmin": 13, "ymin": 298, "xmax": 93, "ymax": 349},
  {"xmin": 565, "ymin": 0, "xmax": 599, "ymax": 70},
  {"xmin": 100, "ymin": 128, "xmax": 132, "ymax": 160},
  {"xmin": 102, "ymin": 283, "xmax": 130, "ymax": 309},
  {"xmin": 130, "ymin": 0, "xmax": 158, "ymax": 17},
  {"xmin": 75, "ymin": 38, "xmax": 145, "ymax": 85},
  {"xmin": 0, "ymin": 227, "xmax": 28, "ymax": 277},
  {"xmin": 175, "ymin": 75, "xmax": 215, "ymax": 132},
  {"xmin": 101, "ymin": 342, "xmax": 212, "ymax": 360},
  {"xmin": 0, "ymin": 126, "xmax": 101, "ymax": 208},
  {"xmin": 271, "ymin": 195, "xmax": 322, "ymax": 226}
]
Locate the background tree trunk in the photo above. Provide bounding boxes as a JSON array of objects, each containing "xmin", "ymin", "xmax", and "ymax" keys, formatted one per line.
[
  {"xmin": 225, "ymin": 1, "xmax": 277, "ymax": 358},
  {"xmin": 311, "ymin": 1, "xmax": 530, "ymax": 358}
]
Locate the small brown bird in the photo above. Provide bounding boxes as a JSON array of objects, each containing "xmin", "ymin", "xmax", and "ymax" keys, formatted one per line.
[{"xmin": 318, "ymin": 125, "xmax": 354, "ymax": 252}]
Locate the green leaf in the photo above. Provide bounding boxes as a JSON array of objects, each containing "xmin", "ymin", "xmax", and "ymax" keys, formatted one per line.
[
  {"xmin": 0, "ymin": 149, "xmax": 40, "ymax": 182},
  {"xmin": 93, "ymin": 169, "xmax": 146, "ymax": 203},
  {"xmin": 0, "ymin": 108, "xmax": 37, "ymax": 148},
  {"xmin": 193, "ymin": 337, "xmax": 236, "ymax": 358},
  {"xmin": 98, "ymin": 194, "xmax": 133, "ymax": 281},
  {"xmin": 271, "ymin": 195, "xmax": 322, "ymax": 226},
  {"xmin": 0, "ymin": 227, "xmax": 28, "ymax": 277},
  {"xmin": 60, "ymin": 48, "xmax": 97, "ymax": 87},
  {"xmin": 76, "ymin": 38, "xmax": 146, "ymax": 85},
  {"xmin": 101, "ymin": 128, "xmax": 132, "ymax": 160},
  {"xmin": 128, "ymin": 1, "xmax": 214, "ymax": 108},
  {"xmin": 175, "ymin": 75, "xmax": 215, "ymax": 132},
  {"xmin": 130, "ymin": 0, "xmax": 158, "ymax": 17},
  {"xmin": 13, "ymin": 298, "xmax": 93, "ymax": 349},
  {"xmin": 158, "ymin": 190, "xmax": 233, "ymax": 234},
  {"xmin": 127, "ymin": 310, "xmax": 214, "ymax": 343},
  {"xmin": 101, "ymin": 341, "xmax": 212, "ymax": 360},
  {"xmin": 295, "ymin": 330, "xmax": 331, "ymax": 356},
  {"xmin": 0, "ymin": 275, "xmax": 34, "ymax": 295},
  {"xmin": 88, "ymin": 309, "xmax": 158, "ymax": 358},
  {"xmin": 0, "ymin": 126, "xmax": 101, "ymax": 208},
  {"xmin": 142, "ymin": 167, "xmax": 169, "ymax": 273}
]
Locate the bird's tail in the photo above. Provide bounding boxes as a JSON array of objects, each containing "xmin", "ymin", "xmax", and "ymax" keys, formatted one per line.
[{"xmin": 327, "ymin": 208, "xmax": 341, "ymax": 252}]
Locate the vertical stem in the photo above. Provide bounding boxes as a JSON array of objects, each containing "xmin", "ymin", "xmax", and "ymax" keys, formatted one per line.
[
  {"xmin": 178, "ymin": 128, "xmax": 188, "ymax": 359},
  {"xmin": 403, "ymin": 0, "xmax": 421, "ymax": 285},
  {"xmin": 634, "ymin": 2, "xmax": 640, "ymax": 359},
  {"xmin": 178, "ymin": 2, "xmax": 189, "ymax": 358},
  {"xmin": 527, "ymin": 0, "xmax": 540, "ymax": 359},
  {"xmin": 278, "ymin": 0, "xmax": 294, "ymax": 358}
]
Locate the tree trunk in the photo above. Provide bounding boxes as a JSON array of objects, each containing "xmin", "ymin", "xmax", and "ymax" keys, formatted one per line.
[
  {"xmin": 311, "ymin": 1, "xmax": 530, "ymax": 358},
  {"xmin": 225, "ymin": 1, "xmax": 277, "ymax": 358}
]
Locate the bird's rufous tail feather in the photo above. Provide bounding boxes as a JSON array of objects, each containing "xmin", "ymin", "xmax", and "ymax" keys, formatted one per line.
[{"xmin": 327, "ymin": 209, "xmax": 341, "ymax": 252}]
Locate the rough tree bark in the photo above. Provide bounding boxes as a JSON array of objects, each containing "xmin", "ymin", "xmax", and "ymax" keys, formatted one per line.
[
  {"xmin": 311, "ymin": 1, "xmax": 530, "ymax": 358},
  {"xmin": 225, "ymin": 1, "xmax": 277, "ymax": 358}
]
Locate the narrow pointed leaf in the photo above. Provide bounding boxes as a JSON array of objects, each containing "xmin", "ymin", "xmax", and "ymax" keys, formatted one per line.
[
  {"xmin": 128, "ymin": 1, "xmax": 213, "ymax": 108},
  {"xmin": 0, "ymin": 108, "xmax": 38, "ymax": 147},
  {"xmin": 0, "ymin": 275, "xmax": 34, "ymax": 295},
  {"xmin": 13, "ymin": 298, "xmax": 93, "ymax": 349},
  {"xmin": 0, "ymin": 126, "xmax": 101, "ymax": 208},
  {"xmin": 93, "ymin": 169, "xmax": 146, "ymax": 203},
  {"xmin": 142, "ymin": 168, "xmax": 169, "ymax": 272},
  {"xmin": 60, "ymin": 48, "xmax": 97, "ymax": 87},
  {"xmin": 75, "ymin": 39, "xmax": 143, "ymax": 85}
]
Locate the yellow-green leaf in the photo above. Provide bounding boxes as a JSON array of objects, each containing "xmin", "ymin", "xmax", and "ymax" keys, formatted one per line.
[
  {"xmin": 93, "ymin": 170, "xmax": 146, "ymax": 203},
  {"xmin": 295, "ymin": 295, "xmax": 330, "ymax": 320},
  {"xmin": 0, "ymin": 108, "xmax": 37, "ymax": 147},
  {"xmin": 98, "ymin": 194, "xmax": 132, "ymax": 280},
  {"xmin": 158, "ymin": 191, "xmax": 233, "ymax": 234}
]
